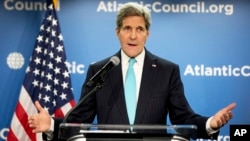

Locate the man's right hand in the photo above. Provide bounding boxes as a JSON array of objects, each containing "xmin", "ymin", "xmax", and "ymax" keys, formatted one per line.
[{"xmin": 28, "ymin": 101, "xmax": 51, "ymax": 133}]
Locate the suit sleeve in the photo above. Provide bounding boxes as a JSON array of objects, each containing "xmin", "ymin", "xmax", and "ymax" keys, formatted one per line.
[{"xmin": 167, "ymin": 65, "xmax": 219, "ymax": 139}]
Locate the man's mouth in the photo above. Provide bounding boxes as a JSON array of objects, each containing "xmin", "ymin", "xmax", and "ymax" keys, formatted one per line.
[{"xmin": 128, "ymin": 43, "xmax": 137, "ymax": 46}]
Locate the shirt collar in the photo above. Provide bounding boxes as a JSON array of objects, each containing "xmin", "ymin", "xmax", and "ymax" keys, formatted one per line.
[{"xmin": 121, "ymin": 49, "xmax": 145, "ymax": 65}]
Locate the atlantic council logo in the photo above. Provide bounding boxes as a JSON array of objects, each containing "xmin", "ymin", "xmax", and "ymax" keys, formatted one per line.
[
  {"xmin": 4, "ymin": 0, "xmax": 60, "ymax": 11},
  {"xmin": 6, "ymin": 52, "xmax": 25, "ymax": 70},
  {"xmin": 6, "ymin": 52, "xmax": 85, "ymax": 74}
]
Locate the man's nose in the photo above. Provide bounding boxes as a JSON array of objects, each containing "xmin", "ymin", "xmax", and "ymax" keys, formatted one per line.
[{"xmin": 129, "ymin": 30, "xmax": 137, "ymax": 40}]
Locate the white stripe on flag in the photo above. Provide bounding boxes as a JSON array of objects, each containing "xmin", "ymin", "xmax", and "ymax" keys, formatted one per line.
[
  {"xmin": 11, "ymin": 114, "xmax": 30, "ymax": 141},
  {"xmin": 19, "ymin": 86, "xmax": 37, "ymax": 116},
  {"xmin": 61, "ymin": 102, "xmax": 74, "ymax": 115}
]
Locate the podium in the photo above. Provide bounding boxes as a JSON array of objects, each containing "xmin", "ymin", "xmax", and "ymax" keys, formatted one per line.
[{"xmin": 59, "ymin": 123, "xmax": 197, "ymax": 141}]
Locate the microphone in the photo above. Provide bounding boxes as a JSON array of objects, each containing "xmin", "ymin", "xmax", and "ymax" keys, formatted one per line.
[{"xmin": 86, "ymin": 56, "xmax": 120, "ymax": 87}]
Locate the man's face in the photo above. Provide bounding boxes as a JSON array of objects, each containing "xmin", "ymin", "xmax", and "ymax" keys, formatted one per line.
[{"xmin": 116, "ymin": 16, "xmax": 149, "ymax": 58}]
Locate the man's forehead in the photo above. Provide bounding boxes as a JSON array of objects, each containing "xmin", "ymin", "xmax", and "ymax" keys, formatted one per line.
[{"xmin": 121, "ymin": 16, "xmax": 146, "ymax": 28}]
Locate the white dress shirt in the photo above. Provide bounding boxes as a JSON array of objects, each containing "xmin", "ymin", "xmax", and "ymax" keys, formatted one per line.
[{"xmin": 121, "ymin": 49, "xmax": 145, "ymax": 103}]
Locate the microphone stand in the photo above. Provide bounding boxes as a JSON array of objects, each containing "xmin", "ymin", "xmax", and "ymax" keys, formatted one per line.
[
  {"xmin": 63, "ymin": 80, "xmax": 104, "ymax": 123},
  {"xmin": 59, "ymin": 80, "xmax": 104, "ymax": 140}
]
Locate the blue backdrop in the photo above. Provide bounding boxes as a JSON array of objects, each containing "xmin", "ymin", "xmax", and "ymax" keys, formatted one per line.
[{"xmin": 1, "ymin": 0, "xmax": 249, "ymax": 140}]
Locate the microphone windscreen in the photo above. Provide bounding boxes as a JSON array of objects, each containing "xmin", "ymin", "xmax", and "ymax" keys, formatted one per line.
[{"xmin": 110, "ymin": 56, "xmax": 120, "ymax": 66}]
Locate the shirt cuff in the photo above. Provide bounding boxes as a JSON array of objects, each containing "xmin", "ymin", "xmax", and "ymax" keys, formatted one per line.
[
  {"xmin": 206, "ymin": 116, "xmax": 219, "ymax": 135},
  {"xmin": 44, "ymin": 118, "xmax": 54, "ymax": 140},
  {"xmin": 49, "ymin": 118, "xmax": 54, "ymax": 131}
]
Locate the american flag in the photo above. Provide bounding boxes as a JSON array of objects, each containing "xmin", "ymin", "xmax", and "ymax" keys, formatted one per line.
[{"xmin": 7, "ymin": 0, "xmax": 75, "ymax": 141}]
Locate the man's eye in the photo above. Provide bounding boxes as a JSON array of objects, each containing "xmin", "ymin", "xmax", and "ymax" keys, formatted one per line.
[
  {"xmin": 124, "ymin": 27, "xmax": 130, "ymax": 30},
  {"xmin": 137, "ymin": 27, "xmax": 144, "ymax": 32}
]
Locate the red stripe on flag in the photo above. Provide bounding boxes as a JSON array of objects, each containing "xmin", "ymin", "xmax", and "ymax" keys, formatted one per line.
[
  {"xmin": 54, "ymin": 106, "xmax": 64, "ymax": 118},
  {"xmin": 70, "ymin": 99, "xmax": 76, "ymax": 106},
  {"xmin": 54, "ymin": 99, "xmax": 76, "ymax": 118},
  {"xmin": 7, "ymin": 129, "xmax": 18, "ymax": 141},
  {"xmin": 15, "ymin": 101, "xmax": 36, "ymax": 141},
  {"xmin": 55, "ymin": 99, "xmax": 75, "ymax": 118}
]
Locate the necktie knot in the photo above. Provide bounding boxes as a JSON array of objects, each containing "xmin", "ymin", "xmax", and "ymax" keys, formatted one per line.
[{"xmin": 129, "ymin": 58, "xmax": 136, "ymax": 66}]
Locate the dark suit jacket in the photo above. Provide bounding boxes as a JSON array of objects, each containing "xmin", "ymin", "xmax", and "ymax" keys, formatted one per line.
[{"xmin": 52, "ymin": 49, "xmax": 218, "ymax": 140}]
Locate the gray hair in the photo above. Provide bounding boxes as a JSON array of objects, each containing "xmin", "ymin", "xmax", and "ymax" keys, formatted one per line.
[{"xmin": 116, "ymin": 2, "xmax": 151, "ymax": 30}]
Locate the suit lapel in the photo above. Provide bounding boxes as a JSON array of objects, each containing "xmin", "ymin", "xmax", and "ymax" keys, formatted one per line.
[
  {"xmin": 109, "ymin": 52, "xmax": 130, "ymax": 124},
  {"xmin": 135, "ymin": 51, "xmax": 158, "ymax": 124}
]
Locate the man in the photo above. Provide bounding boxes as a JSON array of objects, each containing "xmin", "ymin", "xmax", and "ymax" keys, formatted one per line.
[{"xmin": 28, "ymin": 2, "xmax": 236, "ymax": 141}]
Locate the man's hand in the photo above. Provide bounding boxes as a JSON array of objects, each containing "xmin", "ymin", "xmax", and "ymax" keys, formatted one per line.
[
  {"xmin": 28, "ymin": 101, "xmax": 51, "ymax": 133},
  {"xmin": 210, "ymin": 102, "xmax": 236, "ymax": 130}
]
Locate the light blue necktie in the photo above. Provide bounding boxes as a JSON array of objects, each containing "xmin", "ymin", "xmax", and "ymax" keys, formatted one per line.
[{"xmin": 125, "ymin": 58, "xmax": 136, "ymax": 125}]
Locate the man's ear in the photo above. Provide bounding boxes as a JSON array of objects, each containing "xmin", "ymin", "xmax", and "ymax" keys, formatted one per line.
[{"xmin": 116, "ymin": 28, "xmax": 120, "ymax": 36}]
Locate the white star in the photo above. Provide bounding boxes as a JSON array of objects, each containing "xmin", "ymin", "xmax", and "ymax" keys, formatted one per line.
[
  {"xmin": 54, "ymin": 78, "xmax": 59, "ymax": 85},
  {"xmin": 43, "ymin": 95, "xmax": 50, "ymax": 103},
  {"xmin": 37, "ymin": 35, "xmax": 43, "ymax": 42},
  {"xmin": 49, "ymin": 51, "xmax": 54, "ymax": 58},
  {"xmin": 39, "ymin": 93, "xmax": 42, "ymax": 100},
  {"xmin": 56, "ymin": 44, "xmax": 63, "ymax": 52},
  {"xmin": 51, "ymin": 29, "xmax": 56, "ymax": 37},
  {"xmin": 54, "ymin": 67, "xmax": 60, "ymax": 74},
  {"xmin": 45, "ymin": 37, "xmax": 49, "ymax": 44},
  {"xmin": 53, "ymin": 89, "xmax": 58, "ymax": 96},
  {"xmin": 33, "ymin": 68, "xmax": 40, "ymax": 76},
  {"xmin": 65, "ymin": 61, "xmax": 70, "ymax": 68},
  {"xmin": 47, "ymin": 15, "xmax": 52, "ymax": 21},
  {"xmin": 60, "ymin": 93, "xmax": 67, "ymax": 100},
  {"xmin": 41, "ymin": 71, "xmax": 45, "ymax": 78},
  {"xmin": 44, "ymin": 49, "xmax": 48, "ymax": 55},
  {"xmin": 44, "ymin": 84, "xmax": 51, "ymax": 91},
  {"xmin": 40, "ymin": 82, "xmax": 43, "ymax": 89},
  {"xmin": 42, "ymin": 60, "xmax": 46, "ymax": 66},
  {"xmin": 58, "ymin": 33, "xmax": 63, "ymax": 41},
  {"xmin": 62, "ymin": 70, "xmax": 69, "ymax": 78},
  {"xmin": 48, "ymin": 62, "xmax": 53, "ymax": 69},
  {"xmin": 55, "ymin": 56, "xmax": 62, "ymax": 63},
  {"xmin": 32, "ymin": 79, "xmax": 39, "ymax": 87},
  {"xmin": 50, "ymin": 40, "xmax": 55, "ymax": 48},
  {"xmin": 26, "ymin": 66, "xmax": 30, "ymax": 73},
  {"xmin": 53, "ymin": 100, "xmax": 56, "ymax": 106},
  {"xmin": 34, "ymin": 57, "xmax": 41, "ymax": 65},
  {"xmin": 40, "ymin": 24, "xmax": 44, "ymax": 31},
  {"xmin": 46, "ymin": 73, "xmax": 52, "ymax": 80},
  {"xmin": 61, "ymin": 81, "xmax": 68, "ymax": 89},
  {"xmin": 35, "ymin": 46, "xmax": 42, "ymax": 54},
  {"xmin": 48, "ymin": 4, "xmax": 53, "ymax": 10},
  {"xmin": 52, "ymin": 18, "xmax": 57, "ymax": 26},
  {"xmin": 46, "ymin": 26, "xmax": 51, "ymax": 33}
]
